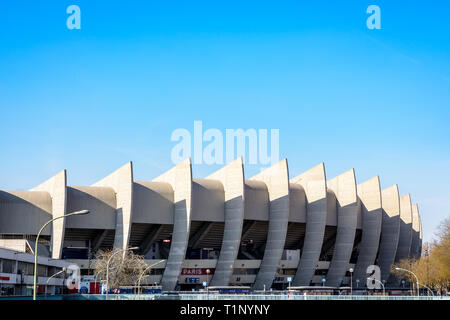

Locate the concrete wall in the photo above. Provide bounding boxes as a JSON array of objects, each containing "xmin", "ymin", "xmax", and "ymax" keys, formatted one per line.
[
  {"xmin": 66, "ymin": 186, "xmax": 116, "ymax": 229},
  {"xmin": 291, "ymin": 163, "xmax": 327, "ymax": 286},
  {"xmin": 353, "ymin": 176, "xmax": 382, "ymax": 286},
  {"xmin": 191, "ymin": 179, "xmax": 224, "ymax": 222},
  {"xmin": 325, "ymin": 169, "xmax": 358, "ymax": 287},
  {"xmin": 250, "ymin": 159, "xmax": 290, "ymax": 290},
  {"xmin": 0, "ymin": 190, "xmax": 52, "ymax": 235},
  {"xmin": 244, "ymin": 180, "xmax": 269, "ymax": 221},
  {"xmin": 132, "ymin": 181, "xmax": 174, "ymax": 225},
  {"xmin": 288, "ymin": 183, "xmax": 306, "ymax": 223}
]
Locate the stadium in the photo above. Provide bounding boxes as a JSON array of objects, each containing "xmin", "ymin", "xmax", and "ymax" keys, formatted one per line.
[{"xmin": 0, "ymin": 158, "xmax": 422, "ymax": 292}]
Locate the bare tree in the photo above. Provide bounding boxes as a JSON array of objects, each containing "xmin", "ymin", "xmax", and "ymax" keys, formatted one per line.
[{"xmin": 94, "ymin": 249, "xmax": 148, "ymax": 290}]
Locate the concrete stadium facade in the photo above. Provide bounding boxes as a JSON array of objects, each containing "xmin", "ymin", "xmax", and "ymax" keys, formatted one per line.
[{"xmin": 0, "ymin": 159, "xmax": 423, "ymax": 291}]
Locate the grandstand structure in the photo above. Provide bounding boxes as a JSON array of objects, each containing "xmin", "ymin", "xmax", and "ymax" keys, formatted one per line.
[{"xmin": 0, "ymin": 158, "xmax": 422, "ymax": 291}]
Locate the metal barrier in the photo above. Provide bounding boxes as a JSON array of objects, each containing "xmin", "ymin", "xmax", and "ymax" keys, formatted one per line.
[
  {"xmin": 0, "ymin": 294, "xmax": 448, "ymax": 300},
  {"xmin": 96, "ymin": 294, "xmax": 449, "ymax": 301}
]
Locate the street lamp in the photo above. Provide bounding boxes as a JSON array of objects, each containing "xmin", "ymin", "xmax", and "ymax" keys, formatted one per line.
[
  {"xmin": 368, "ymin": 277, "xmax": 385, "ymax": 296},
  {"xmin": 349, "ymin": 268, "xmax": 354, "ymax": 296},
  {"xmin": 137, "ymin": 260, "xmax": 165, "ymax": 299},
  {"xmin": 93, "ymin": 271, "xmax": 104, "ymax": 294},
  {"xmin": 206, "ymin": 269, "xmax": 211, "ymax": 298},
  {"xmin": 33, "ymin": 210, "xmax": 90, "ymax": 300},
  {"xmin": 419, "ymin": 283, "xmax": 434, "ymax": 297},
  {"xmin": 45, "ymin": 267, "xmax": 66, "ymax": 297},
  {"xmin": 105, "ymin": 246, "xmax": 139, "ymax": 300},
  {"xmin": 395, "ymin": 267, "xmax": 419, "ymax": 296}
]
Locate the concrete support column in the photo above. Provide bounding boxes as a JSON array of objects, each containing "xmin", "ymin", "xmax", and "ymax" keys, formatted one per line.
[
  {"xmin": 353, "ymin": 176, "xmax": 382, "ymax": 286},
  {"xmin": 93, "ymin": 162, "xmax": 134, "ymax": 251},
  {"xmin": 31, "ymin": 170, "xmax": 67, "ymax": 259},
  {"xmin": 208, "ymin": 158, "xmax": 245, "ymax": 287},
  {"xmin": 251, "ymin": 159, "xmax": 290, "ymax": 290},
  {"xmin": 154, "ymin": 158, "xmax": 192, "ymax": 291},
  {"xmin": 325, "ymin": 169, "xmax": 358, "ymax": 287},
  {"xmin": 410, "ymin": 204, "xmax": 421, "ymax": 259},
  {"xmin": 394, "ymin": 194, "xmax": 413, "ymax": 262},
  {"xmin": 291, "ymin": 163, "xmax": 327, "ymax": 286},
  {"xmin": 377, "ymin": 185, "xmax": 401, "ymax": 283}
]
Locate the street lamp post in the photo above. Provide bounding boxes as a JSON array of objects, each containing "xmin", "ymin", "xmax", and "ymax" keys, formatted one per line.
[
  {"xmin": 419, "ymin": 283, "xmax": 434, "ymax": 297},
  {"xmin": 395, "ymin": 267, "xmax": 420, "ymax": 296},
  {"xmin": 105, "ymin": 247, "xmax": 139, "ymax": 300},
  {"xmin": 33, "ymin": 210, "xmax": 90, "ymax": 300},
  {"xmin": 137, "ymin": 260, "xmax": 165, "ymax": 299},
  {"xmin": 349, "ymin": 268, "xmax": 354, "ymax": 296},
  {"xmin": 206, "ymin": 269, "xmax": 211, "ymax": 297},
  {"xmin": 45, "ymin": 267, "xmax": 66, "ymax": 297},
  {"xmin": 93, "ymin": 271, "xmax": 104, "ymax": 294}
]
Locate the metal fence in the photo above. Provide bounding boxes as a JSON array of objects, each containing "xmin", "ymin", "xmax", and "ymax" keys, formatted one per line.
[
  {"xmin": 86, "ymin": 294, "xmax": 450, "ymax": 301},
  {"xmin": 1, "ymin": 293, "xmax": 449, "ymax": 301}
]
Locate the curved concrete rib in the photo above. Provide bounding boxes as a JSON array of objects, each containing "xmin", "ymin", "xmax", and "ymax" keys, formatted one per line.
[
  {"xmin": 418, "ymin": 213, "xmax": 423, "ymax": 258},
  {"xmin": 394, "ymin": 194, "xmax": 413, "ymax": 262},
  {"xmin": 250, "ymin": 159, "xmax": 290, "ymax": 290},
  {"xmin": 291, "ymin": 163, "xmax": 327, "ymax": 286},
  {"xmin": 31, "ymin": 170, "xmax": 67, "ymax": 259},
  {"xmin": 353, "ymin": 176, "xmax": 382, "ymax": 285},
  {"xmin": 208, "ymin": 158, "xmax": 245, "ymax": 286},
  {"xmin": 92, "ymin": 162, "xmax": 134, "ymax": 251},
  {"xmin": 377, "ymin": 185, "xmax": 400, "ymax": 282},
  {"xmin": 325, "ymin": 169, "xmax": 358, "ymax": 287},
  {"xmin": 410, "ymin": 203, "xmax": 421, "ymax": 259},
  {"xmin": 153, "ymin": 158, "xmax": 192, "ymax": 291}
]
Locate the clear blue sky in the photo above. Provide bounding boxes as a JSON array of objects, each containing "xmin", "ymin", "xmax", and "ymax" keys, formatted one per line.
[{"xmin": 0, "ymin": 1, "xmax": 449, "ymax": 242}]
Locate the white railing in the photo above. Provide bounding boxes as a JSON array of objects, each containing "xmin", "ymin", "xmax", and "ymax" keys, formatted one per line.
[{"xmin": 97, "ymin": 294, "xmax": 449, "ymax": 301}]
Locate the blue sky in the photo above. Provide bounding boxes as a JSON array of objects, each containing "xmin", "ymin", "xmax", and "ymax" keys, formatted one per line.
[{"xmin": 0, "ymin": 1, "xmax": 449, "ymax": 242}]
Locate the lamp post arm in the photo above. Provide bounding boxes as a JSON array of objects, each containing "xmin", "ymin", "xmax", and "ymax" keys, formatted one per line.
[
  {"xmin": 33, "ymin": 211, "xmax": 90, "ymax": 300},
  {"xmin": 105, "ymin": 247, "xmax": 139, "ymax": 300},
  {"xmin": 419, "ymin": 283, "xmax": 434, "ymax": 296},
  {"xmin": 396, "ymin": 267, "xmax": 420, "ymax": 296},
  {"xmin": 137, "ymin": 260, "xmax": 165, "ymax": 299},
  {"xmin": 375, "ymin": 278, "xmax": 385, "ymax": 295},
  {"xmin": 33, "ymin": 219, "xmax": 54, "ymax": 299},
  {"xmin": 46, "ymin": 269, "xmax": 65, "ymax": 285},
  {"xmin": 106, "ymin": 248, "xmax": 127, "ymax": 299}
]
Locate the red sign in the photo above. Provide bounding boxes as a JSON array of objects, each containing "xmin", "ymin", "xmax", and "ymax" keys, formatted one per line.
[
  {"xmin": 0, "ymin": 276, "xmax": 10, "ymax": 281},
  {"xmin": 90, "ymin": 281, "xmax": 100, "ymax": 294},
  {"xmin": 181, "ymin": 268, "xmax": 215, "ymax": 276}
]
